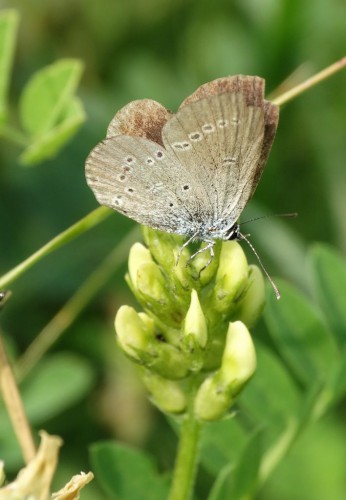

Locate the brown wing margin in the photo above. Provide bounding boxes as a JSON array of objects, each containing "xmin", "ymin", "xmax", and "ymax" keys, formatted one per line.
[
  {"xmin": 180, "ymin": 75, "xmax": 279, "ymax": 199},
  {"xmin": 249, "ymin": 100, "xmax": 279, "ymax": 199}
]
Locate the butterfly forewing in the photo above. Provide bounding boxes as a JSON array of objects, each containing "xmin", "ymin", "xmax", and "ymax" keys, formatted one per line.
[
  {"xmin": 86, "ymin": 135, "xmax": 210, "ymax": 235},
  {"xmin": 162, "ymin": 91, "xmax": 265, "ymax": 231}
]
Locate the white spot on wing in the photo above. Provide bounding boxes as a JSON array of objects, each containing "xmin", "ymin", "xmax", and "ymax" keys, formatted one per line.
[
  {"xmin": 202, "ymin": 123, "xmax": 215, "ymax": 133},
  {"xmin": 189, "ymin": 132, "xmax": 202, "ymax": 142},
  {"xmin": 223, "ymin": 156, "xmax": 237, "ymax": 165},
  {"xmin": 173, "ymin": 141, "xmax": 191, "ymax": 151},
  {"xmin": 113, "ymin": 195, "xmax": 123, "ymax": 207}
]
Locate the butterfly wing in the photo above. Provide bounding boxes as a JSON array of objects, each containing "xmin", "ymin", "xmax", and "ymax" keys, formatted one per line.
[
  {"xmin": 161, "ymin": 76, "xmax": 279, "ymax": 234},
  {"xmin": 85, "ymin": 134, "xmax": 213, "ymax": 235},
  {"xmin": 86, "ymin": 76, "xmax": 278, "ymax": 240}
]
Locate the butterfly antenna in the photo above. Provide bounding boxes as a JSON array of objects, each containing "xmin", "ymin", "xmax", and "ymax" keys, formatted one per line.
[
  {"xmin": 238, "ymin": 232, "xmax": 281, "ymax": 300},
  {"xmin": 240, "ymin": 212, "xmax": 298, "ymax": 227}
]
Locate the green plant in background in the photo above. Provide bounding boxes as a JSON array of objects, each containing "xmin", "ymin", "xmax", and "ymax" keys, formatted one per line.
[
  {"xmin": 0, "ymin": 10, "xmax": 85, "ymax": 166},
  {"xmin": 1, "ymin": 4, "xmax": 346, "ymax": 500},
  {"xmin": 89, "ymin": 235, "xmax": 346, "ymax": 500}
]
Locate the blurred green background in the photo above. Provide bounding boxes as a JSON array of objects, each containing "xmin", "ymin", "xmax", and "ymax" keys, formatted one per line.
[{"xmin": 0, "ymin": 0, "xmax": 346, "ymax": 498}]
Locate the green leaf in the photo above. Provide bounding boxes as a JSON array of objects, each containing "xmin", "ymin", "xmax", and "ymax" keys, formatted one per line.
[
  {"xmin": 20, "ymin": 96, "xmax": 85, "ymax": 165},
  {"xmin": 239, "ymin": 344, "xmax": 299, "ymax": 434},
  {"xmin": 21, "ymin": 352, "xmax": 95, "ymax": 422},
  {"xmin": 200, "ymin": 346, "xmax": 299, "ymax": 481},
  {"xmin": 19, "ymin": 58, "xmax": 83, "ymax": 137},
  {"xmin": 309, "ymin": 243, "xmax": 346, "ymax": 347},
  {"xmin": 264, "ymin": 281, "xmax": 338, "ymax": 386},
  {"xmin": 208, "ymin": 431, "xmax": 262, "ymax": 500},
  {"xmin": 200, "ymin": 419, "xmax": 248, "ymax": 475},
  {"xmin": 315, "ymin": 351, "xmax": 346, "ymax": 414},
  {"xmin": 260, "ymin": 416, "xmax": 346, "ymax": 500},
  {"xmin": 0, "ymin": 10, "xmax": 19, "ymax": 128},
  {"xmin": 0, "ymin": 352, "xmax": 95, "ymax": 470},
  {"xmin": 90, "ymin": 442, "xmax": 170, "ymax": 500}
]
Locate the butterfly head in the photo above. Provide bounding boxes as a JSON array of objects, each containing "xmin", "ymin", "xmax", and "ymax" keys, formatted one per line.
[{"xmin": 226, "ymin": 223, "xmax": 241, "ymax": 241}]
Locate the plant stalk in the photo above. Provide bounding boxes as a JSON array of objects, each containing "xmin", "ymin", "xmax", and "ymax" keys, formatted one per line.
[
  {"xmin": 0, "ymin": 206, "xmax": 111, "ymax": 288},
  {"xmin": 169, "ymin": 400, "xmax": 202, "ymax": 500},
  {"xmin": 272, "ymin": 56, "xmax": 346, "ymax": 106},
  {"xmin": 0, "ymin": 335, "xmax": 36, "ymax": 463}
]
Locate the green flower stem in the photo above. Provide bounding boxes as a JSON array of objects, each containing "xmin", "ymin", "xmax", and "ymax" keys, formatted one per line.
[
  {"xmin": 169, "ymin": 391, "xmax": 202, "ymax": 500},
  {"xmin": 15, "ymin": 226, "xmax": 140, "ymax": 381},
  {"xmin": 0, "ymin": 206, "xmax": 111, "ymax": 289}
]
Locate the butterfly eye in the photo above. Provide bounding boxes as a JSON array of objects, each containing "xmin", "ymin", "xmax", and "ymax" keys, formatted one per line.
[
  {"xmin": 217, "ymin": 119, "xmax": 228, "ymax": 128},
  {"xmin": 125, "ymin": 156, "xmax": 135, "ymax": 164},
  {"xmin": 156, "ymin": 150, "xmax": 165, "ymax": 159},
  {"xmin": 117, "ymin": 174, "xmax": 126, "ymax": 182},
  {"xmin": 182, "ymin": 184, "xmax": 190, "ymax": 191},
  {"xmin": 146, "ymin": 157, "xmax": 155, "ymax": 165}
]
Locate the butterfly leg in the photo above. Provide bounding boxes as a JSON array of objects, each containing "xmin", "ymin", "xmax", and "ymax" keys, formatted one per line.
[
  {"xmin": 176, "ymin": 233, "xmax": 198, "ymax": 265},
  {"xmin": 188, "ymin": 239, "xmax": 215, "ymax": 276}
]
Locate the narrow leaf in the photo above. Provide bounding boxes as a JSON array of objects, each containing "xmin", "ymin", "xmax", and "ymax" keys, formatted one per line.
[
  {"xmin": 208, "ymin": 431, "xmax": 262, "ymax": 500},
  {"xmin": 239, "ymin": 344, "xmax": 299, "ymax": 432},
  {"xmin": 309, "ymin": 243, "xmax": 346, "ymax": 347},
  {"xmin": 0, "ymin": 10, "xmax": 19, "ymax": 127},
  {"xmin": 264, "ymin": 281, "xmax": 338, "ymax": 386}
]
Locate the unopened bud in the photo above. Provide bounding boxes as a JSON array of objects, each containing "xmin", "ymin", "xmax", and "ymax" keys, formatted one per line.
[
  {"xmin": 115, "ymin": 306, "xmax": 154, "ymax": 360},
  {"xmin": 183, "ymin": 289, "xmax": 208, "ymax": 349},
  {"xmin": 142, "ymin": 371, "xmax": 187, "ymax": 414},
  {"xmin": 236, "ymin": 265, "xmax": 265, "ymax": 328},
  {"xmin": 211, "ymin": 242, "xmax": 249, "ymax": 314},
  {"xmin": 128, "ymin": 242, "xmax": 153, "ymax": 287},
  {"xmin": 127, "ymin": 242, "xmax": 183, "ymax": 328},
  {"xmin": 194, "ymin": 321, "xmax": 256, "ymax": 421},
  {"xmin": 115, "ymin": 306, "xmax": 190, "ymax": 379},
  {"xmin": 220, "ymin": 321, "xmax": 256, "ymax": 392}
]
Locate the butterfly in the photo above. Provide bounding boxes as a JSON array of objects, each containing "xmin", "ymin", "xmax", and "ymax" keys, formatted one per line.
[{"xmin": 85, "ymin": 75, "xmax": 279, "ymax": 293}]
